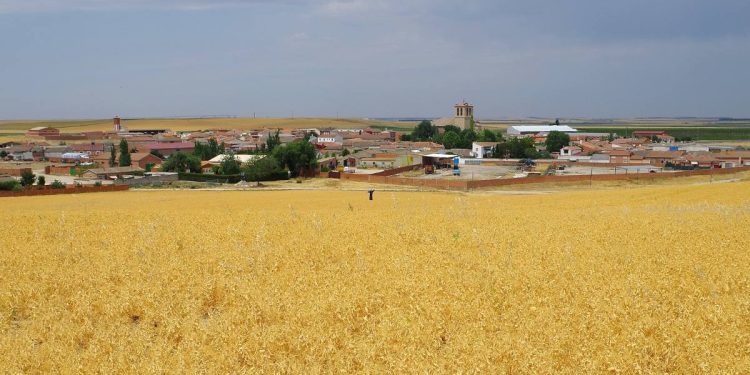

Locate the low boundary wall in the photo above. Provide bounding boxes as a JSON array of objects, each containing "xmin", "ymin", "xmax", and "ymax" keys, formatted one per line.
[
  {"xmin": 335, "ymin": 166, "xmax": 750, "ymax": 190},
  {"xmin": 0, "ymin": 185, "xmax": 129, "ymax": 198}
]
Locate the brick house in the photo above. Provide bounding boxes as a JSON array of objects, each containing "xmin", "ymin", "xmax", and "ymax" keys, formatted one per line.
[{"xmin": 130, "ymin": 153, "xmax": 163, "ymax": 169}]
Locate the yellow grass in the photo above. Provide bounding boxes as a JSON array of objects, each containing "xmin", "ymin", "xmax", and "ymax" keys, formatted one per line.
[
  {"xmin": 1, "ymin": 184, "xmax": 749, "ymax": 372},
  {"xmin": 0, "ymin": 118, "xmax": 407, "ymax": 133}
]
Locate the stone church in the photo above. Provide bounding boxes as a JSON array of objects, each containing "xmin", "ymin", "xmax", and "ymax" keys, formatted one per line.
[{"xmin": 433, "ymin": 101, "xmax": 475, "ymax": 130}]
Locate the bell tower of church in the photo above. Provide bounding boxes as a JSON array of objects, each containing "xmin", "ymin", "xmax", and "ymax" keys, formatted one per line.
[{"xmin": 454, "ymin": 101, "xmax": 474, "ymax": 130}]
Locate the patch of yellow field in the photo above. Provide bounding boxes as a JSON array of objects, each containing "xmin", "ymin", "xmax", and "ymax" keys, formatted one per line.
[
  {"xmin": 1, "ymin": 183, "xmax": 749, "ymax": 372},
  {"xmin": 0, "ymin": 117, "xmax": 409, "ymax": 133}
]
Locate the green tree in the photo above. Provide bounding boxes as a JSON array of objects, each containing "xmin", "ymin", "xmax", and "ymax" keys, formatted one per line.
[
  {"xmin": 544, "ymin": 131, "xmax": 570, "ymax": 153},
  {"xmin": 460, "ymin": 129, "xmax": 478, "ymax": 148},
  {"xmin": 36, "ymin": 175, "xmax": 46, "ymax": 186},
  {"xmin": 342, "ymin": 149, "xmax": 350, "ymax": 156},
  {"xmin": 243, "ymin": 156, "xmax": 287, "ymax": 182},
  {"xmin": 443, "ymin": 125, "xmax": 462, "ymax": 134},
  {"xmin": 265, "ymin": 129, "xmax": 281, "ymax": 153},
  {"xmin": 272, "ymin": 139, "xmax": 318, "ymax": 177},
  {"xmin": 218, "ymin": 153, "xmax": 242, "ymax": 175},
  {"xmin": 442, "ymin": 131, "xmax": 461, "ymax": 149},
  {"xmin": 411, "ymin": 120, "xmax": 436, "ymax": 141},
  {"xmin": 193, "ymin": 138, "xmax": 223, "ymax": 160},
  {"xmin": 0, "ymin": 150, "xmax": 8, "ymax": 158},
  {"xmin": 50, "ymin": 180, "xmax": 65, "ymax": 189},
  {"xmin": 108, "ymin": 143, "xmax": 117, "ymax": 167},
  {"xmin": 161, "ymin": 151, "xmax": 201, "ymax": 173},
  {"xmin": 119, "ymin": 139, "xmax": 131, "ymax": 167},
  {"xmin": 478, "ymin": 129, "xmax": 498, "ymax": 142},
  {"xmin": 493, "ymin": 137, "xmax": 538, "ymax": 159},
  {"xmin": 608, "ymin": 133, "xmax": 615, "ymax": 142},
  {"xmin": 20, "ymin": 170, "xmax": 35, "ymax": 187},
  {"xmin": 150, "ymin": 149, "xmax": 165, "ymax": 159}
]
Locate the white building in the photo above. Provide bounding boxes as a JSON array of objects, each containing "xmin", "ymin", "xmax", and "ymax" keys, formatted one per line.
[
  {"xmin": 208, "ymin": 154, "xmax": 265, "ymax": 165},
  {"xmin": 507, "ymin": 125, "xmax": 578, "ymax": 136},
  {"xmin": 471, "ymin": 142, "xmax": 499, "ymax": 159}
]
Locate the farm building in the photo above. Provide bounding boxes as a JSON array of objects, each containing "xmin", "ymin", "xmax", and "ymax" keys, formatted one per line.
[
  {"xmin": 130, "ymin": 153, "xmax": 163, "ymax": 170},
  {"xmin": 607, "ymin": 150, "xmax": 633, "ymax": 163},
  {"xmin": 81, "ymin": 166, "xmax": 143, "ymax": 180},
  {"xmin": 358, "ymin": 155, "xmax": 397, "ymax": 169},
  {"xmin": 26, "ymin": 127, "xmax": 60, "ymax": 138},
  {"xmin": 0, "ymin": 167, "xmax": 32, "ymax": 177}
]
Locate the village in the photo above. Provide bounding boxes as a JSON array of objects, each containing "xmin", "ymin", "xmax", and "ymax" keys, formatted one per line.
[{"xmin": 1, "ymin": 102, "xmax": 749, "ymax": 191}]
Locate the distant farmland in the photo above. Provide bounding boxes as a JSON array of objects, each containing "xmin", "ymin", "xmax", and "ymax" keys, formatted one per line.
[
  {"xmin": 579, "ymin": 127, "xmax": 750, "ymax": 141},
  {"xmin": 0, "ymin": 118, "xmax": 407, "ymax": 133}
]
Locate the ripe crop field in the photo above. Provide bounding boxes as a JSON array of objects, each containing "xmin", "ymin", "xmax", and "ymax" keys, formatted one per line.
[
  {"xmin": 1, "ymin": 184, "xmax": 749, "ymax": 373},
  {"xmin": 0, "ymin": 117, "xmax": 403, "ymax": 133}
]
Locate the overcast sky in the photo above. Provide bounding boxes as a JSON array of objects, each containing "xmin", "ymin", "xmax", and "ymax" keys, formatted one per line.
[{"xmin": 1, "ymin": 0, "xmax": 748, "ymax": 119}]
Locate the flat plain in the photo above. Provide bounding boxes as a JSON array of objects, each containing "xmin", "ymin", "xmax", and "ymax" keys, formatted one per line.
[{"xmin": 1, "ymin": 181, "xmax": 749, "ymax": 373}]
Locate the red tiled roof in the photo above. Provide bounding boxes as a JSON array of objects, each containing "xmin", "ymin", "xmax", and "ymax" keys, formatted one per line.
[{"xmin": 141, "ymin": 142, "xmax": 194, "ymax": 151}]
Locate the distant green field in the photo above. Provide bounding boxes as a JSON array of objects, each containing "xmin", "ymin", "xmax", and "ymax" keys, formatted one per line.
[
  {"xmin": 369, "ymin": 124, "xmax": 415, "ymax": 132},
  {"xmin": 579, "ymin": 127, "xmax": 750, "ymax": 141}
]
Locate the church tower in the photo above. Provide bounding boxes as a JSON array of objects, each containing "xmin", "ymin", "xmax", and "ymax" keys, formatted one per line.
[{"xmin": 454, "ymin": 101, "xmax": 474, "ymax": 130}]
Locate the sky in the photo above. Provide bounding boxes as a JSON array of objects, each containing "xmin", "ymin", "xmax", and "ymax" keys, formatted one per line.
[{"xmin": 0, "ymin": 0, "xmax": 749, "ymax": 119}]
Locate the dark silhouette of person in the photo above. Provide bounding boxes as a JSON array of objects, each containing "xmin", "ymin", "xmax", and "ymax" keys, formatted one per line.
[{"xmin": 368, "ymin": 189, "xmax": 374, "ymax": 201}]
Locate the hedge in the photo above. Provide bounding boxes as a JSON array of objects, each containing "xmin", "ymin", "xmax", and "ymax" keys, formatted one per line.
[
  {"xmin": 177, "ymin": 172, "xmax": 289, "ymax": 183},
  {"xmin": 0, "ymin": 180, "xmax": 20, "ymax": 191},
  {"xmin": 178, "ymin": 173, "xmax": 244, "ymax": 183}
]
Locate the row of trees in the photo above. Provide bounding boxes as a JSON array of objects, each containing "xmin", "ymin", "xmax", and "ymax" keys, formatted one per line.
[
  {"xmin": 107, "ymin": 138, "xmax": 224, "ymax": 169},
  {"xmin": 400, "ymin": 121, "xmax": 500, "ymax": 148},
  {"xmin": 162, "ymin": 137, "xmax": 318, "ymax": 179},
  {"xmin": 193, "ymin": 138, "xmax": 224, "ymax": 161},
  {"xmin": 491, "ymin": 131, "xmax": 570, "ymax": 159},
  {"xmin": 106, "ymin": 139, "xmax": 133, "ymax": 167},
  {"xmin": 1, "ymin": 171, "xmax": 60, "ymax": 191},
  {"xmin": 400, "ymin": 120, "xmax": 570, "ymax": 159}
]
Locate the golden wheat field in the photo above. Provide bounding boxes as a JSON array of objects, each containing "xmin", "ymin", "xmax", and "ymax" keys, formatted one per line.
[
  {"xmin": 1, "ymin": 183, "xmax": 749, "ymax": 373},
  {"xmin": 0, "ymin": 117, "xmax": 406, "ymax": 134}
]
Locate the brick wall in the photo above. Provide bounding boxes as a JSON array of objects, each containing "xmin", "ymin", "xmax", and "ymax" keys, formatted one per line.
[
  {"xmin": 0, "ymin": 185, "xmax": 130, "ymax": 198},
  {"xmin": 44, "ymin": 165, "xmax": 77, "ymax": 175},
  {"xmin": 372, "ymin": 164, "xmax": 423, "ymax": 177},
  {"xmin": 338, "ymin": 166, "xmax": 750, "ymax": 191},
  {"xmin": 467, "ymin": 166, "xmax": 750, "ymax": 189},
  {"xmin": 0, "ymin": 167, "xmax": 32, "ymax": 177}
]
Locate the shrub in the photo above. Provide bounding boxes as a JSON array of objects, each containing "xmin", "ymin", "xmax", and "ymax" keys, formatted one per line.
[
  {"xmin": 50, "ymin": 180, "xmax": 66, "ymax": 189},
  {"xmin": 94, "ymin": 181, "xmax": 102, "ymax": 187},
  {"xmin": 36, "ymin": 175, "xmax": 46, "ymax": 187},
  {"xmin": 20, "ymin": 171, "xmax": 35, "ymax": 187},
  {"xmin": 0, "ymin": 180, "xmax": 20, "ymax": 191}
]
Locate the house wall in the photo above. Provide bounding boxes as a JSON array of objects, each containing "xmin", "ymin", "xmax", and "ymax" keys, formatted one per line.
[{"xmin": 135, "ymin": 155, "xmax": 163, "ymax": 169}]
